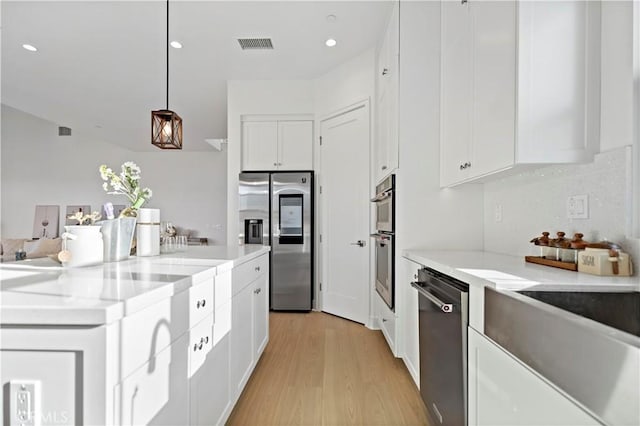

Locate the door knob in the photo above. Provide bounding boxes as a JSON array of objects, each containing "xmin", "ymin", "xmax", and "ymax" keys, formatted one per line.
[{"xmin": 351, "ymin": 240, "xmax": 366, "ymax": 247}]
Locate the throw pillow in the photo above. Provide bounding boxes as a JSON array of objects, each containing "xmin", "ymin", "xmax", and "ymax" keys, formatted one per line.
[{"xmin": 24, "ymin": 238, "xmax": 62, "ymax": 259}]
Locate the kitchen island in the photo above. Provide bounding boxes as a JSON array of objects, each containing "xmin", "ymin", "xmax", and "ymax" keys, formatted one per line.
[
  {"xmin": 0, "ymin": 245, "xmax": 269, "ymax": 425},
  {"xmin": 401, "ymin": 250, "xmax": 639, "ymax": 426}
]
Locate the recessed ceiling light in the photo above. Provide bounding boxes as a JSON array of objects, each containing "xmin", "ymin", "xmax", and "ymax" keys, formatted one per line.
[
  {"xmin": 170, "ymin": 41, "xmax": 182, "ymax": 49},
  {"xmin": 325, "ymin": 39, "xmax": 337, "ymax": 47},
  {"xmin": 22, "ymin": 44, "xmax": 37, "ymax": 52}
]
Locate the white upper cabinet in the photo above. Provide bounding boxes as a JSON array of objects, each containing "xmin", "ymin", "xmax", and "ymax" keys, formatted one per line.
[
  {"xmin": 375, "ymin": 1, "xmax": 399, "ymax": 182},
  {"xmin": 440, "ymin": 0, "xmax": 600, "ymax": 187},
  {"xmin": 242, "ymin": 119, "xmax": 313, "ymax": 171},
  {"xmin": 278, "ymin": 121, "xmax": 313, "ymax": 170},
  {"xmin": 242, "ymin": 121, "xmax": 278, "ymax": 171}
]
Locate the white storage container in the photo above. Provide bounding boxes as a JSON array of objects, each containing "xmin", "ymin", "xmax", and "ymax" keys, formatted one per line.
[{"xmin": 136, "ymin": 208, "xmax": 160, "ymax": 256}]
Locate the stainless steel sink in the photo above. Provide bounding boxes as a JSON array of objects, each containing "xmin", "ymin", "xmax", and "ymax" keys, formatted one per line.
[
  {"xmin": 484, "ymin": 287, "xmax": 640, "ymax": 425},
  {"xmin": 516, "ymin": 290, "xmax": 640, "ymax": 337}
]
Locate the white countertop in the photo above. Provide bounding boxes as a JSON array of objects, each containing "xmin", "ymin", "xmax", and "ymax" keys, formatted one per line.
[
  {"xmin": 403, "ymin": 250, "xmax": 639, "ymax": 292},
  {"xmin": 0, "ymin": 245, "xmax": 269, "ymax": 326}
]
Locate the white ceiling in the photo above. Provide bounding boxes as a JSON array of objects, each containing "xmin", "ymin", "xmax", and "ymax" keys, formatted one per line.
[{"xmin": 1, "ymin": 1, "xmax": 392, "ymax": 151}]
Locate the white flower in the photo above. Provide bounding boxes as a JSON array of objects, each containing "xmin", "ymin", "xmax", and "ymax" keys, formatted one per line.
[{"xmin": 99, "ymin": 162, "xmax": 152, "ymax": 213}]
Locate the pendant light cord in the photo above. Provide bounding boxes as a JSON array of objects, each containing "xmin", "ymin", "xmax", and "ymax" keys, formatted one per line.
[{"xmin": 167, "ymin": 0, "xmax": 169, "ymax": 111}]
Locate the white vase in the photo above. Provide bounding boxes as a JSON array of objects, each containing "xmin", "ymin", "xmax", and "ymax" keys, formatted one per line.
[
  {"xmin": 62, "ymin": 225, "xmax": 104, "ymax": 268},
  {"xmin": 99, "ymin": 217, "xmax": 137, "ymax": 262}
]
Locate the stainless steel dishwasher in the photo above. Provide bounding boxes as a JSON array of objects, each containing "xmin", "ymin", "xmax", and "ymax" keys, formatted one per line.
[{"xmin": 411, "ymin": 267, "xmax": 469, "ymax": 426}]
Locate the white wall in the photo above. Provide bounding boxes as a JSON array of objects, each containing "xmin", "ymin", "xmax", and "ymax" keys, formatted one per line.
[
  {"xmin": 483, "ymin": 147, "xmax": 637, "ymax": 261},
  {"xmin": 1, "ymin": 105, "xmax": 227, "ymax": 243},
  {"xmin": 226, "ymin": 80, "xmax": 314, "ymax": 245},
  {"xmin": 313, "ymin": 48, "xmax": 375, "ymax": 118}
]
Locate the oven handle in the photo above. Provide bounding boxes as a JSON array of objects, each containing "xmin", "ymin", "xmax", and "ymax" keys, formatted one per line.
[
  {"xmin": 410, "ymin": 281, "xmax": 454, "ymax": 313},
  {"xmin": 370, "ymin": 190, "xmax": 393, "ymax": 202}
]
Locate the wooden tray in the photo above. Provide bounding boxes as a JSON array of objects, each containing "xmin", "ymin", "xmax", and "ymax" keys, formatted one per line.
[{"xmin": 525, "ymin": 256, "xmax": 578, "ymax": 271}]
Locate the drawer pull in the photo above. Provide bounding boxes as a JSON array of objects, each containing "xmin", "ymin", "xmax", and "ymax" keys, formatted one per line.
[
  {"xmin": 205, "ymin": 336, "xmax": 209, "ymax": 344},
  {"xmin": 254, "ymin": 287, "xmax": 262, "ymax": 295},
  {"xmin": 196, "ymin": 299, "xmax": 206, "ymax": 309},
  {"xmin": 255, "ymin": 266, "xmax": 261, "ymax": 272}
]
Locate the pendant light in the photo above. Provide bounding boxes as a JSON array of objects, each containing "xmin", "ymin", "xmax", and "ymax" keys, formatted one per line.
[{"xmin": 152, "ymin": 0, "xmax": 182, "ymax": 149}]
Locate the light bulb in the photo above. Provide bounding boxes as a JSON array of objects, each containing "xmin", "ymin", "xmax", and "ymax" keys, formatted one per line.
[{"xmin": 162, "ymin": 121, "xmax": 172, "ymax": 138}]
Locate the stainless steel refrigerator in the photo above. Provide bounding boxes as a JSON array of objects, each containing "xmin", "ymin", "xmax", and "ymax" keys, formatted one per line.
[{"xmin": 239, "ymin": 171, "xmax": 313, "ymax": 311}]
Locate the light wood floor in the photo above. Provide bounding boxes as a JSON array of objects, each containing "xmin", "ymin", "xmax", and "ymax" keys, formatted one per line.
[{"xmin": 227, "ymin": 311, "xmax": 430, "ymax": 426}]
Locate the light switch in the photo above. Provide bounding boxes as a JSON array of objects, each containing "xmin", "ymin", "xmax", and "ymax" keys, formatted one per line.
[
  {"xmin": 567, "ymin": 195, "xmax": 589, "ymax": 219},
  {"xmin": 9, "ymin": 380, "xmax": 41, "ymax": 426}
]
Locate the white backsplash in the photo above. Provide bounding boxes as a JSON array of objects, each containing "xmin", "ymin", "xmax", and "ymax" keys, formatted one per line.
[{"xmin": 484, "ymin": 146, "xmax": 638, "ymax": 263}]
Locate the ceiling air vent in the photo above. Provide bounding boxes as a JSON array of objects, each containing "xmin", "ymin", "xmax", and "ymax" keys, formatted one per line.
[
  {"xmin": 237, "ymin": 38, "xmax": 273, "ymax": 50},
  {"xmin": 58, "ymin": 126, "xmax": 72, "ymax": 136}
]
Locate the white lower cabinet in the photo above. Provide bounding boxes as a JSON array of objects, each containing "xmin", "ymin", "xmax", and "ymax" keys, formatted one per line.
[
  {"xmin": 468, "ymin": 328, "xmax": 599, "ymax": 426},
  {"xmin": 376, "ymin": 294, "xmax": 397, "ymax": 355},
  {"xmin": 0, "ymin": 252, "xmax": 270, "ymax": 426},
  {"xmin": 117, "ymin": 333, "xmax": 190, "ymax": 426},
  {"xmin": 189, "ymin": 324, "xmax": 231, "ymax": 426},
  {"xmin": 230, "ymin": 255, "xmax": 270, "ymax": 404},
  {"xmin": 399, "ymin": 257, "xmax": 421, "ymax": 388},
  {"xmin": 230, "ymin": 281, "xmax": 254, "ymax": 399},
  {"xmin": 253, "ymin": 273, "xmax": 269, "ymax": 357}
]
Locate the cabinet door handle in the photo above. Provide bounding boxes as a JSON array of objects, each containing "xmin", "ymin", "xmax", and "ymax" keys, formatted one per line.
[
  {"xmin": 255, "ymin": 266, "xmax": 261, "ymax": 272},
  {"xmin": 382, "ymin": 68, "xmax": 389, "ymax": 76},
  {"xmin": 254, "ymin": 287, "xmax": 262, "ymax": 294},
  {"xmin": 196, "ymin": 299, "xmax": 206, "ymax": 309},
  {"xmin": 273, "ymin": 162, "xmax": 278, "ymax": 166},
  {"xmin": 461, "ymin": 0, "xmax": 468, "ymax": 4},
  {"xmin": 382, "ymin": 318, "xmax": 388, "ymax": 322},
  {"xmin": 381, "ymin": 165, "xmax": 388, "ymax": 170}
]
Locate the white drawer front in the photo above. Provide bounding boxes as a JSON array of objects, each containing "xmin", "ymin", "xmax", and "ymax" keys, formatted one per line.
[
  {"xmin": 120, "ymin": 290, "xmax": 189, "ymax": 379},
  {"xmin": 189, "ymin": 315, "xmax": 213, "ymax": 377},
  {"xmin": 189, "ymin": 277, "xmax": 214, "ymax": 327},
  {"xmin": 232, "ymin": 254, "xmax": 268, "ymax": 296}
]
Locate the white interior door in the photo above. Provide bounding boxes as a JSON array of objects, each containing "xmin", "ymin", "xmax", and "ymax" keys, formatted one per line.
[{"xmin": 319, "ymin": 103, "xmax": 370, "ymax": 324}]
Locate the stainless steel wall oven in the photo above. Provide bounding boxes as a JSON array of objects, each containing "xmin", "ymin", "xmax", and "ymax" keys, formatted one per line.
[{"xmin": 371, "ymin": 174, "xmax": 395, "ymax": 310}]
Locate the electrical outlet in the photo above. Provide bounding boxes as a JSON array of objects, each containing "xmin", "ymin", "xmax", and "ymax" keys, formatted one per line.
[
  {"xmin": 494, "ymin": 204, "xmax": 503, "ymax": 223},
  {"xmin": 567, "ymin": 195, "xmax": 589, "ymax": 219},
  {"xmin": 9, "ymin": 380, "xmax": 41, "ymax": 426}
]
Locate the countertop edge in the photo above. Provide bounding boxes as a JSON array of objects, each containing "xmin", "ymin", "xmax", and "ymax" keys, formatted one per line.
[{"xmin": 0, "ymin": 246, "xmax": 270, "ymax": 327}]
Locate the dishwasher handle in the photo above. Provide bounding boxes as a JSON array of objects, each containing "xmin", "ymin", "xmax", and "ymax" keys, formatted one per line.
[{"xmin": 411, "ymin": 281, "xmax": 454, "ymax": 313}]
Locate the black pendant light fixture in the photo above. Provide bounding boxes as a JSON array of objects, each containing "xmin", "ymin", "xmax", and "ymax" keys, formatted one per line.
[{"xmin": 152, "ymin": 0, "xmax": 182, "ymax": 149}]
